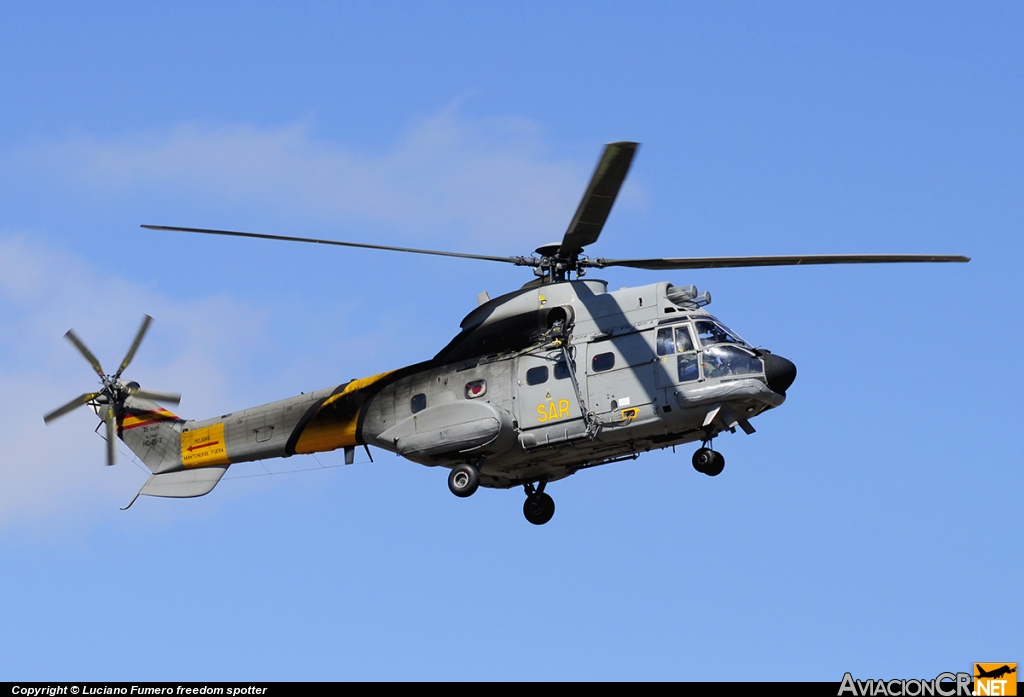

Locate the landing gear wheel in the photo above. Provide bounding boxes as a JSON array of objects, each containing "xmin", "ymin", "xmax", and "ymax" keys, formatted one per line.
[
  {"xmin": 448, "ymin": 464, "xmax": 480, "ymax": 498},
  {"xmin": 523, "ymin": 492, "xmax": 555, "ymax": 525},
  {"xmin": 692, "ymin": 447, "xmax": 714, "ymax": 474},
  {"xmin": 704, "ymin": 450, "xmax": 725, "ymax": 477},
  {"xmin": 692, "ymin": 447, "xmax": 725, "ymax": 477}
]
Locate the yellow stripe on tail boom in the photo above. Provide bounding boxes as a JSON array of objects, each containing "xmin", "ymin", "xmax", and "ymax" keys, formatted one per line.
[{"xmin": 293, "ymin": 370, "xmax": 396, "ymax": 454}]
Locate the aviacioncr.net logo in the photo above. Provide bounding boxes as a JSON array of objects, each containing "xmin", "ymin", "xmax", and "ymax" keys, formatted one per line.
[{"xmin": 838, "ymin": 672, "xmax": 972, "ymax": 696}]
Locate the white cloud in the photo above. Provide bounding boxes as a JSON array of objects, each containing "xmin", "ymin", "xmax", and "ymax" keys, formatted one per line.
[{"xmin": 22, "ymin": 107, "xmax": 627, "ymax": 247}]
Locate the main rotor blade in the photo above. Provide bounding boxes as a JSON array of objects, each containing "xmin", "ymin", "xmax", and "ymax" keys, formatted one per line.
[
  {"xmin": 131, "ymin": 388, "xmax": 181, "ymax": 405},
  {"xmin": 593, "ymin": 253, "xmax": 971, "ymax": 271},
  {"xmin": 43, "ymin": 392, "xmax": 101, "ymax": 424},
  {"xmin": 116, "ymin": 315, "xmax": 152, "ymax": 378},
  {"xmin": 559, "ymin": 142, "xmax": 639, "ymax": 257},
  {"xmin": 65, "ymin": 329, "xmax": 105, "ymax": 378},
  {"xmin": 142, "ymin": 225, "xmax": 527, "ymax": 265},
  {"xmin": 103, "ymin": 404, "xmax": 116, "ymax": 466}
]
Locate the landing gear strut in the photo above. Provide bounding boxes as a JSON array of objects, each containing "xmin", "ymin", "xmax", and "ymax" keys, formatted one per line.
[
  {"xmin": 692, "ymin": 443, "xmax": 725, "ymax": 477},
  {"xmin": 522, "ymin": 480, "xmax": 555, "ymax": 525},
  {"xmin": 448, "ymin": 463, "xmax": 480, "ymax": 497}
]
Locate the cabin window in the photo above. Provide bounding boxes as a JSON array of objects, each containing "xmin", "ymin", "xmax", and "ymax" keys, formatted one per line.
[
  {"xmin": 526, "ymin": 366, "xmax": 549, "ymax": 386},
  {"xmin": 465, "ymin": 379, "xmax": 487, "ymax": 399},
  {"xmin": 554, "ymin": 361, "xmax": 572, "ymax": 380},
  {"xmin": 592, "ymin": 352, "xmax": 615, "ymax": 372},
  {"xmin": 411, "ymin": 393, "xmax": 426, "ymax": 413}
]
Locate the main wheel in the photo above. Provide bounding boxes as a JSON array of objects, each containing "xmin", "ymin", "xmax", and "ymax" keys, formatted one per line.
[
  {"xmin": 704, "ymin": 450, "xmax": 725, "ymax": 477},
  {"xmin": 523, "ymin": 492, "xmax": 555, "ymax": 525},
  {"xmin": 692, "ymin": 447, "xmax": 715, "ymax": 474},
  {"xmin": 448, "ymin": 464, "xmax": 480, "ymax": 498}
]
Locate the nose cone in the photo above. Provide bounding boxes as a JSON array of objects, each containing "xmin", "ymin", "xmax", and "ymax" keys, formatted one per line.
[{"xmin": 763, "ymin": 353, "xmax": 797, "ymax": 395}]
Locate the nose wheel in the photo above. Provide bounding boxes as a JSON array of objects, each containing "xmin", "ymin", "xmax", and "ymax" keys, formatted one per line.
[
  {"xmin": 522, "ymin": 481, "xmax": 555, "ymax": 525},
  {"xmin": 692, "ymin": 445, "xmax": 725, "ymax": 477}
]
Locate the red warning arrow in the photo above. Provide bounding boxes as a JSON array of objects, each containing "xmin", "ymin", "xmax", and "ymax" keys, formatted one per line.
[{"xmin": 187, "ymin": 440, "xmax": 221, "ymax": 452}]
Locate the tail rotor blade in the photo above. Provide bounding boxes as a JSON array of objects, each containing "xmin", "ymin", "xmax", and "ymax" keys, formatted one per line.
[
  {"xmin": 104, "ymin": 405, "xmax": 116, "ymax": 466},
  {"xmin": 44, "ymin": 392, "xmax": 101, "ymax": 424},
  {"xmin": 131, "ymin": 388, "xmax": 181, "ymax": 405},
  {"xmin": 65, "ymin": 330, "xmax": 105, "ymax": 378},
  {"xmin": 116, "ymin": 315, "xmax": 153, "ymax": 378}
]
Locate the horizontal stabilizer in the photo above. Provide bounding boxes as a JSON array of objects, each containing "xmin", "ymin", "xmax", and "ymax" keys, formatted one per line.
[{"xmin": 136, "ymin": 466, "xmax": 228, "ymax": 500}]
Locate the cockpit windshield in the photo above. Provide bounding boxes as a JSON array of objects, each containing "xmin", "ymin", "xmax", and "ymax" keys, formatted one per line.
[
  {"xmin": 702, "ymin": 345, "xmax": 763, "ymax": 379},
  {"xmin": 694, "ymin": 320, "xmax": 748, "ymax": 348}
]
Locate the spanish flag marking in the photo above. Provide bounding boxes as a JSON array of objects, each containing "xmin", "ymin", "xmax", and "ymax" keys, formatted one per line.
[{"xmin": 122, "ymin": 407, "xmax": 180, "ymax": 431}]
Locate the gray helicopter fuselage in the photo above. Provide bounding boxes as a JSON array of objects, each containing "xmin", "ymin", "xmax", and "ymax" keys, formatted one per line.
[
  {"xmin": 114, "ymin": 278, "xmax": 792, "ymax": 500},
  {"xmin": 359, "ymin": 278, "xmax": 789, "ymax": 489}
]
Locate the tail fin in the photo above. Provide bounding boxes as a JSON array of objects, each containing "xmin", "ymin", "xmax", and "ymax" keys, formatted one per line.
[
  {"xmin": 120, "ymin": 395, "xmax": 229, "ymax": 502},
  {"xmin": 119, "ymin": 394, "xmax": 185, "ymax": 474}
]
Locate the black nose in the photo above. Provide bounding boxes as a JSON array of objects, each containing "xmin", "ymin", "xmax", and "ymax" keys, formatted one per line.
[{"xmin": 763, "ymin": 353, "xmax": 797, "ymax": 395}]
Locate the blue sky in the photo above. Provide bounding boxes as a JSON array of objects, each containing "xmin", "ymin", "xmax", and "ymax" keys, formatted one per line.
[{"xmin": 1, "ymin": 2, "xmax": 1020, "ymax": 681}]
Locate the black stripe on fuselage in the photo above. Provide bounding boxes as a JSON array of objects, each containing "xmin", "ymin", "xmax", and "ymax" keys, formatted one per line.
[{"xmin": 284, "ymin": 381, "xmax": 352, "ymax": 456}]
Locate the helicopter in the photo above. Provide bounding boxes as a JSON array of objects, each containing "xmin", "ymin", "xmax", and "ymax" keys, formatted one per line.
[{"xmin": 43, "ymin": 142, "xmax": 969, "ymax": 524}]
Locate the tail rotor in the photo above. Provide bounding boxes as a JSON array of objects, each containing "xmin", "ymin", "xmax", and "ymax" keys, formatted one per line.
[{"xmin": 43, "ymin": 315, "xmax": 181, "ymax": 466}]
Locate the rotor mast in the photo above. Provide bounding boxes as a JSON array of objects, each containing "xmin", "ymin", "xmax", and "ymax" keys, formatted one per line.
[{"xmin": 534, "ymin": 141, "xmax": 639, "ymax": 283}]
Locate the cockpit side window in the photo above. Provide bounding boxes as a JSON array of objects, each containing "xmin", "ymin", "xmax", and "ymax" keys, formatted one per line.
[
  {"xmin": 657, "ymin": 325, "xmax": 698, "ymax": 382},
  {"xmin": 656, "ymin": 328, "xmax": 674, "ymax": 356},
  {"xmin": 678, "ymin": 354, "xmax": 699, "ymax": 383},
  {"xmin": 675, "ymin": 325, "xmax": 698, "ymax": 383},
  {"xmin": 675, "ymin": 325, "xmax": 695, "ymax": 352}
]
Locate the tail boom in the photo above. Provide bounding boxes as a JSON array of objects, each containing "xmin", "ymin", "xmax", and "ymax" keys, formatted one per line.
[{"xmin": 118, "ymin": 370, "xmax": 401, "ymax": 500}]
